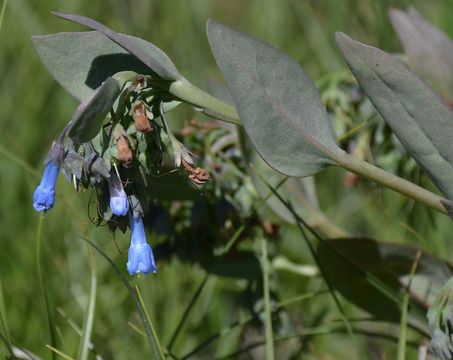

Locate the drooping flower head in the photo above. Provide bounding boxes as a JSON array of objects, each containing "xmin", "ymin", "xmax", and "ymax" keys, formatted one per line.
[
  {"xmin": 127, "ymin": 211, "xmax": 156, "ymax": 275},
  {"xmin": 33, "ymin": 160, "xmax": 61, "ymax": 212},
  {"xmin": 108, "ymin": 170, "xmax": 129, "ymax": 216}
]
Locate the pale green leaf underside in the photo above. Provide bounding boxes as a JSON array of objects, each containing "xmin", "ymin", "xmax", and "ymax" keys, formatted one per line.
[
  {"xmin": 336, "ymin": 32, "xmax": 453, "ymax": 200},
  {"xmin": 52, "ymin": 12, "xmax": 181, "ymax": 81},
  {"xmin": 389, "ymin": 7, "xmax": 453, "ymax": 99},
  {"xmin": 68, "ymin": 77, "xmax": 121, "ymax": 143},
  {"xmin": 207, "ymin": 19, "xmax": 340, "ymax": 177},
  {"xmin": 239, "ymin": 128, "xmax": 319, "ymax": 224},
  {"xmin": 32, "ymin": 31, "xmax": 150, "ymax": 102}
]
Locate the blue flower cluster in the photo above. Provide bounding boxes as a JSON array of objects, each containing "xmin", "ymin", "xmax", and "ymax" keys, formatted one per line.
[{"xmin": 33, "ymin": 149, "xmax": 156, "ymax": 276}]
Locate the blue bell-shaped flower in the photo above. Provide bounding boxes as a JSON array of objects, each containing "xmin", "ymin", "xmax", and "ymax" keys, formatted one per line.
[
  {"xmin": 127, "ymin": 211, "xmax": 156, "ymax": 275},
  {"xmin": 33, "ymin": 161, "xmax": 61, "ymax": 212}
]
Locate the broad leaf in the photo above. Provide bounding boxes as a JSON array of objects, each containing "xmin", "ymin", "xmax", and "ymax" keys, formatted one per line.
[
  {"xmin": 389, "ymin": 7, "xmax": 453, "ymax": 99},
  {"xmin": 207, "ymin": 19, "xmax": 341, "ymax": 177},
  {"xmin": 318, "ymin": 238, "xmax": 453, "ymax": 329},
  {"xmin": 32, "ymin": 31, "xmax": 150, "ymax": 102},
  {"xmin": 239, "ymin": 128, "xmax": 319, "ymax": 224},
  {"xmin": 68, "ymin": 77, "xmax": 121, "ymax": 143},
  {"xmin": 336, "ymin": 32, "xmax": 453, "ymax": 200},
  {"xmin": 52, "ymin": 12, "xmax": 181, "ymax": 81}
]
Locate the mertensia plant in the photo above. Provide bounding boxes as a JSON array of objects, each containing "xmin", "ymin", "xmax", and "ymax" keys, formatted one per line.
[{"xmin": 31, "ymin": 8, "xmax": 453, "ymax": 358}]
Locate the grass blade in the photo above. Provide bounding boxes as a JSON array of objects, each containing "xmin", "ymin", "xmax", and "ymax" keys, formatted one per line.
[
  {"xmin": 78, "ymin": 236, "xmax": 163, "ymax": 360},
  {"xmin": 397, "ymin": 250, "xmax": 422, "ymax": 360},
  {"xmin": 261, "ymin": 237, "xmax": 274, "ymax": 360},
  {"xmin": 180, "ymin": 291, "xmax": 326, "ymax": 359},
  {"xmin": 0, "ymin": 279, "xmax": 14, "ymax": 358},
  {"xmin": 36, "ymin": 213, "xmax": 57, "ymax": 360},
  {"xmin": 77, "ymin": 244, "xmax": 97, "ymax": 360},
  {"xmin": 135, "ymin": 286, "xmax": 165, "ymax": 359},
  {"xmin": 167, "ymin": 275, "xmax": 210, "ymax": 352}
]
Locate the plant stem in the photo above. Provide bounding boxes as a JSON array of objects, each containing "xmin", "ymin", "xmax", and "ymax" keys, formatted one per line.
[
  {"xmin": 169, "ymin": 79, "xmax": 240, "ymax": 125},
  {"xmin": 397, "ymin": 250, "xmax": 422, "ymax": 360},
  {"xmin": 167, "ymin": 80, "xmax": 449, "ymax": 216},
  {"xmin": 261, "ymin": 237, "xmax": 274, "ymax": 360},
  {"xmin": 336, "ymin": 151, "xmax": 448, "ymax": 216}
]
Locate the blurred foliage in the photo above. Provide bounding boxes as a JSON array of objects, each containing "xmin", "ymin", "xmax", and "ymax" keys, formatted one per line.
[{"xmin": 2, "ymin": 0, "xmax": 453, "ymax": 359}]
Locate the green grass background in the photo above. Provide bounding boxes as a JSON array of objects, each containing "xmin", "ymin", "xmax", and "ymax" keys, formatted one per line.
[{"xmin": 1, "ymin": 0, "xmax": 453, "ymax": 358}]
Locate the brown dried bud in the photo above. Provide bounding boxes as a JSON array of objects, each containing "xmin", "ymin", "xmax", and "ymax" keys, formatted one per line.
[
  {"xmin": 133, "ymin": 103, "xmax": 153, "ymax": 133},
  {"xmin": 181, "ymin": 158, "xmax": 210, "ymax": 185},
  {"xmin": 117, "ymin": 135, "xmax": 133, "ymax": 167}
]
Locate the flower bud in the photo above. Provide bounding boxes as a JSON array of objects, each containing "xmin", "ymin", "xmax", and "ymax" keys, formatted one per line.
[
  {"xmin": 132, "ymin": 102, "xmax": 153, "ymax": 133},
  {"xmin": 117, "ymin": 135, "xmax": 133, "ymax": 167},
  {"xmin": 33, "ymin": 161, "xmax": 60, "ymax": 212},
  {"xmin": 108, "ymin": 171, "xmax": 129, "ymax": 216}
]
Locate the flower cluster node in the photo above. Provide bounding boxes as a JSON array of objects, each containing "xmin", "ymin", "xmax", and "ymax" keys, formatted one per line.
[{"xmin": 128, "ymin": 74, "xmax": 147, "ymax": 93}]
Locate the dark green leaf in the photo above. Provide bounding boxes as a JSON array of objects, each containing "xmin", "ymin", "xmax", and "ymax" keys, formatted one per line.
[
  {"xmin": 206, "ymin": 252, "xmax": 261, "ymax": 280},
  {"xmin": 32, "ymin": 31, "xmax": 150, "ymax": 102},
  {"xmin": 336, "ymin": 32, "xmax": 453, "ymax": 200},
  {"xmin": 68, "ymin": 77, "xmax": 121, "ymax": 143},
  {"xmin": 207, "ymin": 19, "xmax": 341, "ymax": 177},
  {"xmin": 52, "ymin": 12, "xmax": 181, "ymax": 81},
  {"xmin": 317, "ymin": 238, "xmax": 453, "ymax": 329},
  {"xmin": 389, "ymin": 7, "xmax": 453, "ymax": 99}
]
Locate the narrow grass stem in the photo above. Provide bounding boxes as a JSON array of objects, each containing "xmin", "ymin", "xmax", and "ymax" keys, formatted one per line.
[
  {"xmin": 397, "ymin": 250, "xmax": 422, "ymax": 360},
  {"xmin": 35, "ymin": 213, "xmax": 57, "ymax": 360},
  {"xmin": 261, "ymin": 238, "xmax": 274, "ymax": 360}
]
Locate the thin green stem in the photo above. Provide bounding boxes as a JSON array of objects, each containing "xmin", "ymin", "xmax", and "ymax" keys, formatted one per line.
[
  {"xmin": 77, "ymin": 244, "xmax": 97, "ymax": 360},
  {"xmin": 180, "ymin": 290, "xmax": 326, "ymax": 359},
  {"xmin": 397, "ymin": 250, "xmax": 422, "ymax": 360},
  {"xmin": 0, "ymin": 0, "xmax": 7, "ymax": 33},
  {"xmin": 36, "ymin": 213, "xmax": 57, "ymax": 360},
  {"xmin": 0, "ymin": 279, "xmax": 14, "ymax": 358},
  {"xmin": 335, "ymin": 151, "xmax": 448, "ymax": 215},
  {"xmin": 46, "ymin": 345, "xmax": 75, "ymax": 360},
  {"xmin": 136, "ymin": 286, "xmax": 166, "ymax": 359},
  {"xmin": 167, "ymin": 275, "xmax": 210, "ymax": 352},
  {"xmin": 169, "ymin": 79, "xmax": 240, "ymax": 125},
  {"xmin": 261, "ymin": 238, "xmax": 274, "ymax": 360}
]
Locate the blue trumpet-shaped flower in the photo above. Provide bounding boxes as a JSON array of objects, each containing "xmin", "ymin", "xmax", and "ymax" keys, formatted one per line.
[
  {"xmin": 127, "ymin": 211, "xmax": 156, "ymax": 275},
  {"xmin": 33, "ymin": 161, "xmax": 60, "ymax": 212},
  {"xmin": 108, "ymin": 171, "xmax": 129, "ymax": 216}
]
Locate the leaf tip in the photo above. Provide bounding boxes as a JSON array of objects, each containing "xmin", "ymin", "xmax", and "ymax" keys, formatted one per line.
[{"xmin": 335, "ymin": 32, "xmax": 352, "ymax": 50}]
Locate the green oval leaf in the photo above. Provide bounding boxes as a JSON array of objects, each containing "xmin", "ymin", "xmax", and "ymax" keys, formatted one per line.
[
  {"xmin": 318, "ymin": 238, "xmax": 453, "ymax": 329},
  {"xmin": 32, "ymin": 31, "xmax": 150, "ymax": 102},
  {"xmin": 336, "ymin": 32, "xmax": 453, "ymax": 200},
  {"xmin": 239, "ymin": 128, "xmax": 319, "ymax": 224},
  {"xmin": 52, "ymin": 12, "xmax": 181, "ymax": 81},
  {"xmin": 389, "ymin": 7, "xmax": 453, "ymax": 99},
  {"xmin": 207, "ymin": 19, "xmax": 341, "ymax": 177},
  {"xmin": 68, "ymin": 77, "xmax": 121, "ymax": 143}
]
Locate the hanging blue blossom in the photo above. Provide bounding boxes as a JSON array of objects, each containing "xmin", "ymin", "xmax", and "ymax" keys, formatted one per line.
[
  {"xmin": 33, "ymin": 161, "xmax": 61, "ymax": 212},
  {"xmin": 127, "ymin": 211, "xmax": 156, "ymax": 275},
  {"xmin": 108, "ymin": 170, "xmax": 129, "ymax": 216}
]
